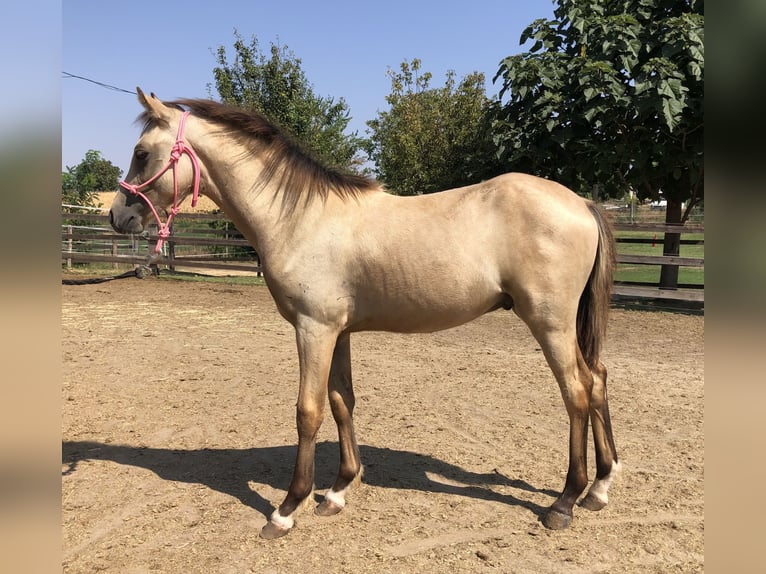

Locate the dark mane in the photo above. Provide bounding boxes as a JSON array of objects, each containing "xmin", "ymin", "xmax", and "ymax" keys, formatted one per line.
[{"xmin": 167, "ymin": 98, "xmax": 377, "ymax": 212}]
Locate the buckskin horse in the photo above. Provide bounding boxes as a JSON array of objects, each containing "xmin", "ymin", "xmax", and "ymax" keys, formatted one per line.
[{"xmin": 109, "ymin": 89, "xmax": 620, "ymax": 539}]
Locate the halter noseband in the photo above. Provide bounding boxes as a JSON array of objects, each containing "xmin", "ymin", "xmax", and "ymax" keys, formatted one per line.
[{"xmin": 119, "ymin": 111, "xmax": 201, "ymax": 254}]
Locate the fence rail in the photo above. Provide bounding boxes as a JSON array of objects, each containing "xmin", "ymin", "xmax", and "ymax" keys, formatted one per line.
[
  {"xmin": 61, "ymin": 211, "xmax": 262, "ymax": 275},
  {"xmin": 62, "ymin": 211, "xmax": 703, "ymax": 302},
  {"xmin": 611, "ymin": 222, "xmax": 704, "ymax": 302}
]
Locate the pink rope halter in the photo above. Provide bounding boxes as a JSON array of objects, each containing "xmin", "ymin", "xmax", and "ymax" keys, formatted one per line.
[{"xmin": 119, "ymin": 111, "xmax": 201, "ymax": 254}]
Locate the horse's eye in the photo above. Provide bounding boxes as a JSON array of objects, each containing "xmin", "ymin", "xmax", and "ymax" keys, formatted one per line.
[{"xmin": 135, "ymin": 149, "xmax": 149, "ymax": 161}]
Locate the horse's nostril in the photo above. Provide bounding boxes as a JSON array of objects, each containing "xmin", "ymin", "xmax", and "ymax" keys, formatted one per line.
[{"xmin": 110, "ymin": 210, "xmax": 136, "ymax": 233}]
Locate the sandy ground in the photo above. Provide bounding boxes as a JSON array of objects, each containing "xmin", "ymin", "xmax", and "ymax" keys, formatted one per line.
[{"xmin": 62, "ymin": 277, "xmax": 703, "ymax": 573}]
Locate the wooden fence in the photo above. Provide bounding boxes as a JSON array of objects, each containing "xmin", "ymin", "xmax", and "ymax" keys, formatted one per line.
[
  {"xmin": 611, "ymin": 222, "xmax": 704, "ymax": 302},
  {"xmin": 61, "ymin": 211, "xmax": 262, "ymax": 275},
  {"xmin": 62, "ymin": 211, "xmax": 703, "ymax": 302}
]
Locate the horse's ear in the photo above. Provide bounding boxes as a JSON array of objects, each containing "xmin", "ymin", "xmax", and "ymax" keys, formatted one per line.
[
  {"xmin": 136, "ymin": 87, "xmax": 149, "ymax": 107},
  {"xmin": 136, "ymin": 87, "xmax": 171, "ymax": 122}
]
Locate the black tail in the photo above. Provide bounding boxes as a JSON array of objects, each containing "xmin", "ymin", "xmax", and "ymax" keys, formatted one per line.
[{"xmin": 576, "ymin": 202, "xmax": 616, "ymax": 368}]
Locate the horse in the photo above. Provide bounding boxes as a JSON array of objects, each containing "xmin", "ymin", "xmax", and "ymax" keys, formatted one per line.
[{"xmin": 109, "ymin": 88, "xmax": 620, "ymax": 540}]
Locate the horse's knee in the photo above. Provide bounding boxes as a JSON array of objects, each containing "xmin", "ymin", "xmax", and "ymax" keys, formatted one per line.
[{"xmin": 296, "ymin": 403, "xmax": 324, "ymax": 437}]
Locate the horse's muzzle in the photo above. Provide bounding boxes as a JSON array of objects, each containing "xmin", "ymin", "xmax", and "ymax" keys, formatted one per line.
[{"xmin": 109, "ymin": 207, "xmax": 144, "ymax": 234}]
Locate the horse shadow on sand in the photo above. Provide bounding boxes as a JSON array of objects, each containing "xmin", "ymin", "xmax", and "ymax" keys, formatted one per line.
[{"xmin": 62, "ymin": 440, "xmax": 558, "ymax": 522}]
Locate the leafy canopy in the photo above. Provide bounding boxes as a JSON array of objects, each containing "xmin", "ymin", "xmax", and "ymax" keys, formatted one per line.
[
  {"xmin": 62, "ymin": 149, "xmax": 122, "ymax": 208},
  {"xmin": 211, "ymin": 31, "xmax": 365, "ymax": 171},
  {"xmin": 366, "ymin": 59, "xmax": 495, "ymax": 195},
  {"xmin": 493, "ymin": 0, "xmax": 703, "ymax": 221}
]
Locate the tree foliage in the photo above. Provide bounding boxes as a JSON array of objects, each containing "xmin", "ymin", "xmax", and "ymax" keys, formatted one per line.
[
  {"xmin": 493, "ymin": 0, "xmax": 704, "ymax": 223},
  {"xmin": 366, "ymin": 59, "xmax": 496, "ymax": 195},
  {"xmin": 62, "ymin": 149, "xmax": 122, "ymax": 208},
  {"xmin": 211, "ymin": 31, "xmax": 365, "ymax": 170}
]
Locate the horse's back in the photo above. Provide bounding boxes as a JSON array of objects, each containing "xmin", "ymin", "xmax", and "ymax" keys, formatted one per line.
[
  {"xmin": 339, "ymin": 173, "xmax": 599, "ymax": 333},
  {"xmin": 478, "ymin": 172, "xmax": 597, "ymax": 229},
  {"xmin": 372, "ymin": 172, "xmax": 599, "ymax": 275},
  {"xmin": 376, "ymin": 172, "xmax": 595, "ymax": 233}
]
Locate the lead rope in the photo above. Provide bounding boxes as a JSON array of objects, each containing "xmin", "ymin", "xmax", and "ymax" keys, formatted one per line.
[{"xmin": 62, "ymin": 265, "xmax": 153, "ymax": 285}]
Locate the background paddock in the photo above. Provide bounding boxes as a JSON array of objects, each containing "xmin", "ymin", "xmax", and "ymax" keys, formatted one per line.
[{"xmin": 62, "ymin": 278, "xmax": 703, "ymax": 573}]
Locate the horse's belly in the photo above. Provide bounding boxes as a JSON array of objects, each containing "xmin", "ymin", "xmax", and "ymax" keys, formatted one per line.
[{"xmin": 349, "ymin": 288, "xmax": 508, "ymax": 334}]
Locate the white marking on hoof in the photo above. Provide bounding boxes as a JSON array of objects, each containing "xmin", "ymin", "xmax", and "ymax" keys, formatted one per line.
[
  {"xmin": 324, "ymin": 486, "xmax": 348, "ymax": 509},
  {"xmin": 269, "ymin": 509, "xmax": 294, "ymax": 531},
  {"xmin": 586, "ymin": 460, "xmax": 622, "ymax": 504},
  {"xmin": 321, "ymin": 466, "xmax": 363, "ymax": 511}
]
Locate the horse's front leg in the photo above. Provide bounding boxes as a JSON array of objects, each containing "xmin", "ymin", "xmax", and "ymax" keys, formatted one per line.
[
  {"xmin": 260, "ymin": 321, "xmax": 338, "ymax": 540},
  {"xmin": 316, "ymin": 332, "xmax": 363, "ymax": 517}
]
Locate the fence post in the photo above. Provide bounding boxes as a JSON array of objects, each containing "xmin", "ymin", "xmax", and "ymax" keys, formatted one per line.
[
  {"xmin": 168, "ymin": 221, "xmax": 176, "ymax": 272},
  {"xmin": 66, "ymin": 225, "xmax": 73, "ymax": 270},
  {"xmin": 147, "ymin": 224, "xmax": 160, "ymax": 275}
]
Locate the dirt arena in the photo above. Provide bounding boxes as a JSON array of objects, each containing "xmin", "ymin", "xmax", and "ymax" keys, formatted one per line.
[{"xmin": 62, "ymin": 277, "xmax": 704, "ymax": 573}]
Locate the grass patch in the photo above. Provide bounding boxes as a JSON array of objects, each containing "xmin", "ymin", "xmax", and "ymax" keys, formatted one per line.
[
  {"xmin": 614, "ymin": 265, "xmax": 704, "ymax": 285},
  {"xmin": 614, "ymin": 231, "xmax": 704, "ymax": 285},
  {"xmin": 616, "ymin": 233, "xmax": 703, "ymax": 257}
]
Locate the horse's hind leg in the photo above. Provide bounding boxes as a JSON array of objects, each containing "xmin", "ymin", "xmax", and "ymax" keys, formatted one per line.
[
  {"xmin": 526, "ymin": 322, "xmax": 594, "ymax": 530},
  {"xmin": 316, "ymin": 332, "xmax": 363, "ymax": 517},
  {"xmin": 580, "ymin": 361, "xmax": 621, "ymax": 511}
]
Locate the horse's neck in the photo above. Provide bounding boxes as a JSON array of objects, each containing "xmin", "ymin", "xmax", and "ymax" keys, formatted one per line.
[
  {"xmin": 195, "ymin": 145, "xmax": 309, "ymax": 258},
  {"xmin": 202, "ymin": 178, "xmax": 271, "ymax": 256}
]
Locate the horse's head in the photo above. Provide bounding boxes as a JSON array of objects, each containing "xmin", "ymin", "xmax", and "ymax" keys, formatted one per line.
[{"xmin": 109, "ymin": 88, "xmax": 200, "ymax": 238}]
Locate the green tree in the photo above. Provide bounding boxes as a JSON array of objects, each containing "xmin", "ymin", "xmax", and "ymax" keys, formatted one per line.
[
  {"xmin": 492, "ymin": 0, "xmax": 703, "ymax": 287},
  {"xmin": 366, "ymin": 59, "xmax": 497, "ymax": 195},
  {"xmin": 211, "ymin": 31, "xmax": 365, "ymax": 170},
  {"xmin": 62, "ymin": 149, "xmax": 122, "ymax": 208}
]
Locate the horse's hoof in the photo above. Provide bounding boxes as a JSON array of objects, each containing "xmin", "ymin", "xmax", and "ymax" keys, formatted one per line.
[
  {"xmin": 542, "ymin": 509, "xmax": 572, "ymax": 530},
  {"xmin": 260, "ymin": 521, "xmax": 291, "ymax": 540},
  {"xmin": 315, "ymin": 499, "xmax": 344, "ymax": 517},
  {"xmin": 580, "ymin": 492, "xmax": 607, "ymax": 511}
]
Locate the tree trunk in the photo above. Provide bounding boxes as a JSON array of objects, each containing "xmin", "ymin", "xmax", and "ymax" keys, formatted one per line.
[{"xmin": 659, "ymin": 198, "xmax": 683, "ymax": 289}]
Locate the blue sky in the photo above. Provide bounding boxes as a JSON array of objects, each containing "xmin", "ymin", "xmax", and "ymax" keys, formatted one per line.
[{"xmin": 63, "ymin": 0, "xmax": 555, "ymax": 176}]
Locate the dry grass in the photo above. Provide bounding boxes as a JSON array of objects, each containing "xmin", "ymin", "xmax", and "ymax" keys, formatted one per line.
[{"xmin": 94, "ymin": 191, "xmax": 220, "ymax": 213}]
